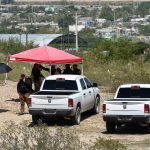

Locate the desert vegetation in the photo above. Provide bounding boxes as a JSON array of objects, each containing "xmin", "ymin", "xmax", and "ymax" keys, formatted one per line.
[
  {"xmin": 0, "ymin": 121, "xmax": 127, "ymax": 150},
  {"xmin": 83, "ymin": 39, "xmax": 150, "ymax": 91},
  {"xmin": 0, "ymin": 38, "xmax": 150, "ymax": 149},
  {"xmin": 0, "ymin": 38, "xmax": 150, "ymax": 91}
]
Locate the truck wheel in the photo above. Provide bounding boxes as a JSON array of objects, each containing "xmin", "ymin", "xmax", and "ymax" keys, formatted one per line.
[
  {"xmin": 32, "ymin": 115, "xmax": 40, "ymax": 124},
  {"xmin": 72, "ymin": 106, "xmax": 81, "ymax": 125},
  {"xmin": 92, "ymin": 96, "xmax": 100, "ymax": 114},
  {"xmin": 106, "ymin": 122, "xmax": 116, "ymax": 133},
  {"xmin": 147, "ymin": 124, "xmax": 150, "ymax": 133}
]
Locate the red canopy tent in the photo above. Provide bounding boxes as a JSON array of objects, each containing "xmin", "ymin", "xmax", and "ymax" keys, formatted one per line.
[{"xmin": 8, "ymin": 46, "xmax": 83, "ymax": 64}]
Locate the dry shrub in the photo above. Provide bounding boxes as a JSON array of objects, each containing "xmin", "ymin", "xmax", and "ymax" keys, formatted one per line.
[
  {"xmin": 0, "ymin": 121, "xmax": 85, "ymax": 150},
  {"xmin": 90, "ymin": 137, "xmax": 127, "ymax": 150},
  {"xmin": 84, "ymin": 59, "xmax": 150, "ymax": 92},
  {"xmin": 0, "ymin": 121, "xmax": 127, "ymax": 150}
]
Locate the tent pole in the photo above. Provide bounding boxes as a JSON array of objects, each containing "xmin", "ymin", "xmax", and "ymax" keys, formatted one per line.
[
  {"xmin": 4, "ymin": 72, "xmax": 8, "ymax": 84},
  {"xmin": 4, "ymin": 62, "xmax": 8, "ymax": 84},
  {"xmin": 81, "ymin": 63, "xmax": 83, "ymax": 75},
  {"xmin": 49, "ymin": 65, "xmax": 51, "ymax": 75}
]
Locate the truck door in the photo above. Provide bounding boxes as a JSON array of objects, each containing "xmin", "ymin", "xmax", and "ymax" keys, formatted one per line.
[
  {"xmin": 79, "ymin": 78, "xmax": 89, "ymax": 111},
  {"xmin": 84, "ymin": 77, "xmax": 95, "ymax": 110}
]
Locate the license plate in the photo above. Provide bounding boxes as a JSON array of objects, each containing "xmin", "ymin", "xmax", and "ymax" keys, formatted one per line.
[
  {"xmin": 119, "ymin": 116, "xmax": 132, "ymax": 121},
  {"xmin": 44, "ymin": 109, "xmax": 55, "ymax": 113}
]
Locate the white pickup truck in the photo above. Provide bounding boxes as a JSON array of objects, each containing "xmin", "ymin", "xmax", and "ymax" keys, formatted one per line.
[
  {"xmin": 102, "ymin": 84, "xmax": 150, "ymax": 133},
  {"xmin": 29, "ymin": 75, "xmax": 100, "ymax": 125}
]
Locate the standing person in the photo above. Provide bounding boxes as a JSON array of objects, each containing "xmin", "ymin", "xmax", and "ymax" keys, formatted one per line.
[
  {"xmin": 17, "ymin": 74, "xmax": 33, "ymax": 115},
  {"xmin": 72, "ymin": 64, "xmax": 81, "ymax": 75},
  {"xmin": 51, "ymin": 65, "xmax": 56, "ymax": 75},
  {"xmin": 31, "ymin": 63, "xmax": 40, "ymax": 92},
  {"xmin": 63, "ymin": 64, "xmax": 73, "ymax": 74},
  {"xmin": 31, "ymin": 63, "xmax": 49, "ymax": 92},
  {"xmin": 55, "ymin": 67, "xmax": 61, "ymax": 74}
]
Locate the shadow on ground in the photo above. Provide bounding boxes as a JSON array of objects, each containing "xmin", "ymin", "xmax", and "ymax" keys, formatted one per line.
[
  {"xmin": 102, "ymin": 124, "xmax": 150, "ymax": 134},
  {"xmin": 28, "ymin": 110, "xmax": 95, "ymax": 127},
  {"xmin": 0, "ymin": 109, "xmax": 9, "ymax": 113},
  {"xmin": 5, "ymin": 98, "xmax": 20, "ymax": 102}
]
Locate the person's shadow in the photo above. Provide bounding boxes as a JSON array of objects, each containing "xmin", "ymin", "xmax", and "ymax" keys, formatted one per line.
[
  {"xmin": 5, "ymin": 98, "xmax": 20, "ymax": 102},
  {"xmin": 0, "ymin": 109, "xmax": 9, "ymax": 113}
]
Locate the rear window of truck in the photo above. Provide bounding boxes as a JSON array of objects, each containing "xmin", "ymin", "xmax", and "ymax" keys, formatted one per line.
[
  {"xmin": 42, "ymin": 80, "xmax": 78, "ymax": 91},
  {"xmin": 117, "ymin": 88, "xmax": 150, "ymax": 98}
]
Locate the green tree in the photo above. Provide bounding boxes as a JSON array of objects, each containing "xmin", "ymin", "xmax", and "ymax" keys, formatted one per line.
[
  {"xmin": 80, "ymin": 7, "xmax": 89, "ymax": 17},
  {"xmin": 92, "ymin": 40, "xmax": 149, "ymax": 62},
  {"xmin": 136, "ymin": 2, "xmax": 150, "ymax": 17},
  {"xmin": 114, "ymin": 6, "xmax": 131, "ymax": 22},
  {"xmin": 79, "ymin": 28, "xmax": 98, "ymax": 48},
  {"xmin": 139, "ymin": 25, "xmax": 150, "ymax": 36},
  {"xmin": 1, "ymin": 0, "xmax": 14, "ymax": 4},
  {"xmin": 100, "ymin": 6, "xmax": 113, "ymax": 21},
  {"xmin": 57, "ymin": 14, "xmax": 75, "ymax": 29}
]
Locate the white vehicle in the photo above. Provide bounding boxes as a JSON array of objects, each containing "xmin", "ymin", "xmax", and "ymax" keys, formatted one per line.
[
  {"xmin": 102, "ymin": 84, "xmax": 150, "ymax": 133},
  {"xmin": 29, "ymin": 75, "xmax": 100, "ymax": 125}
]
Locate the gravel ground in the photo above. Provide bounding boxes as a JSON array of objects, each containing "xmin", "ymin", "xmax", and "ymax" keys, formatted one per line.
[{"xmin": 0, "ymin": 81, "xmax": 150, "ymax": 150}]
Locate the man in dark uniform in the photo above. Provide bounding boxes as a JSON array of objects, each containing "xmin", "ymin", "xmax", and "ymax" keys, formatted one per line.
[{"xmin": 72, "ymin": 64, "xmax": 81, "ymax": 75}]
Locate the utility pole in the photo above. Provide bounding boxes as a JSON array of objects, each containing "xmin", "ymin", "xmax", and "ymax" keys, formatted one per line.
[
  {"xmin": 99, "ymin": 0, "xmax": 100, "ymax": 7},
  {"xmin": 71, "ymin": 11, "xmax": 82, "ymax": 52},
  {"xmin": 113, "ymin": 8, "xmax": 116, "ymax": 28},
  {"xmin": 0, "ymin": 0, "xmax": 1, "ymax": 13},
  {"xmin": 75, "ymin": 11, "xmax": 78, "ymax": 52}
]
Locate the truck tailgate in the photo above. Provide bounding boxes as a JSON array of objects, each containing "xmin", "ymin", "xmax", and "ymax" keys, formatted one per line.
[
  {"xmin": 30, "ymin": 95, "xmax": 69, "ymax": 109},
  {"xmin": 105, "ymin": 100, "xmax": 148, "ymax": 115}
]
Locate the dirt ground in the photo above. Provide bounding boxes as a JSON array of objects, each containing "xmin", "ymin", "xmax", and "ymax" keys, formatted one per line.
[{"xmin": 0, "ymin": 81, "xmax": 150, "ymax": 150}]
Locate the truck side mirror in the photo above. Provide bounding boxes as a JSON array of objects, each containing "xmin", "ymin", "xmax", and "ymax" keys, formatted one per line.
[{"xmin": 93, "ymin": 83, "xmax": 98, "ymax": 87}]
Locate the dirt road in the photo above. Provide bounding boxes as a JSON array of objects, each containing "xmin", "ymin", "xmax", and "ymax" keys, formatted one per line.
[{"xmin": 0, "ymin": 81, "xmax": 150, "ymax": 150}]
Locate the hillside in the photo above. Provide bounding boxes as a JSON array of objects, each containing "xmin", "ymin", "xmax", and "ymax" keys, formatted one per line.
[{"xmin": 15, "ymin": 0, "xmax": 150, "ymax": 2}]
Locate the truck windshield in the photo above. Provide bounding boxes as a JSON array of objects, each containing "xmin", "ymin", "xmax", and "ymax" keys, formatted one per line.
[
  {"xmin": 42, "ymin": 80, "xmax": 78, "ymax": 91},
  {"xmin": 117, "ymin": 88, "xmax": 150, "ymax": 98}
]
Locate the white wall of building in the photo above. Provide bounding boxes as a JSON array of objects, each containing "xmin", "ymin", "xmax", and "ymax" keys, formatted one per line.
[{"xmin": 69, "ymin": 25, "xmax": 85, "ymax": 33}]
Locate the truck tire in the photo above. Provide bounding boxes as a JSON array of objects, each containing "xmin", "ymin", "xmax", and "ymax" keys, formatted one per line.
[
  {"xmin": 92, "ymin": 96, "xmax": 100, "ymax": 114},
  {"xmin": 32, "ymin": 115, "xmax": 40, "ymax": 124},
  {"xmin": 106, "ymin": 121, "xmax": 116, "ymax": 133},
  {"xmin": 72, "ymin": 106, "xmax": 81, "ymax": 125},
  {"xmin": 147, "ymin": 124, "xmax": 150, "ymax": 133}
]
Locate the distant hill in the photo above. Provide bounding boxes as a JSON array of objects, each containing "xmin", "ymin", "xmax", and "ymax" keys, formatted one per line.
[
  {"xmin": 14, "ymin": 0, "xmax": 150, "ymax": 2},
  {"xmin": 14, "ymin": 0, "xmax": 150, "ymax": 5}
]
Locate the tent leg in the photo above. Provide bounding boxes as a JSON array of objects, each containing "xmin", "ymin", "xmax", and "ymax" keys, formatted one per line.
[
  {"xmin": 81, "ymin": 63, "xmax": 83, "ymax": 75},
  {"xmin": 49, "ymin": 65, "xmax": 51, "ymax": 75},
  {"xmin": 4, "ymin": 62, "xmax": 8, "ymax": 84},
  {"xmin": 4, "ymin": 73, "xmax": 7, "ymax": 84}
]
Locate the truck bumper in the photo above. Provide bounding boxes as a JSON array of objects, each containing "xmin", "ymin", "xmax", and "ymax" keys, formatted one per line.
[
  {"xmin": 103, "ymin": 115, "xmax": 150, "ymax": 123},
  {"xmin": 29, "ymin": 108, "xmax": 74, "ymax": 117}
]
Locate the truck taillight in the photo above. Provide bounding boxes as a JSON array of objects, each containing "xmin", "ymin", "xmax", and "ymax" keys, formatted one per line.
[
  {"xmin": 28, "ymin": 98, "xmax": 32, "ymax": 107},
  {"xmin": 144, "ymin": 104, "xmax": 149, "ymax": 113},
  {"xmin": 68, "ymin": 99, "xmax": 73, "ymax": 107},
  {"xmin": 102, "ymin": 104, "xmax": 106, "ymax": 113}
]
